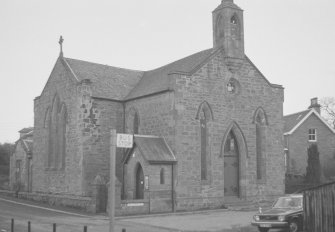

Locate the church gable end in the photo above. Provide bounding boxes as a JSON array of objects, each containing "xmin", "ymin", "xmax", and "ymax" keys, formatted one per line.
[{"xmin": 33, "ymin": 55, "xmax": 83, "ymax": 195}]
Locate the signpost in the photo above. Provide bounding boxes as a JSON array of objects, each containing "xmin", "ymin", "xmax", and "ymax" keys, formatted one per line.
[{"xmin": 109, "ymin": 130, "xmax": 133, "ymax": 232}]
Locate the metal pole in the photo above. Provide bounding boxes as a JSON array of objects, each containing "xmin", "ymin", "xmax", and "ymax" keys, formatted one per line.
[
  {"xmin": 11, "ymin": 218, "xmax": 14, "ymax": 232},
  {"xmin": 83, "ymin": 225, "xmax": 87, "ymax": 232},
  {"xmin": 109, "ymin": 129, "xmax": 116, "ymax": 232},
  {"xmin": 53, "ymin": 223, "xmax": 56, "ymax": 232},
  {"xmin": 28, "ymin": 221, "xmax": 31, "ymax": 232}
]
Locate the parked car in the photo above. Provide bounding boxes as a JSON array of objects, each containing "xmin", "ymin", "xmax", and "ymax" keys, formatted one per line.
[{"xmin": 251, "ymin": 194, "xmax": 303, "ymax": 232}]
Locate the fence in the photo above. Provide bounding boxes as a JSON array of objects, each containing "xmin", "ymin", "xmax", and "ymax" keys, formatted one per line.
[
  {"xmin": 7, "ymin": 219, "xmax": 87, "ymax": 232},
  {"xmin": 7, "ymin": 219, "xmax": 128, "ymax": 232},
  {"xmin": 303, "ymin": 181, "xmax": 335, "ymax": 232}
]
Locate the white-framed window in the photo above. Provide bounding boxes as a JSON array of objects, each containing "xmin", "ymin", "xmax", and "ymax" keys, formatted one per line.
[{"xmin": 308, "ymin": 129, "xmax": 317, "ymax": 141}]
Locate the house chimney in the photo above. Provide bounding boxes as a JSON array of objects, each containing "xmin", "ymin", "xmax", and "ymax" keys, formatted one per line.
[{"xmin": 308, "ymin": 97, "xmax": 321, "ymax": 114}]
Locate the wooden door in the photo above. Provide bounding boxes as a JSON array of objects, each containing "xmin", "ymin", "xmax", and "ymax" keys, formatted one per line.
[
  {"xmin": 224, "ymin": 131, "xmax": 240, "ymax": 197},
  {"xmin": 135, "ymin": 164, "xmax": 144, "ymax": 199}
]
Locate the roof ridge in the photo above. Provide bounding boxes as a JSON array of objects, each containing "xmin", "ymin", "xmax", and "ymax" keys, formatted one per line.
[
  {"xmin": 64, "ymin": 57, "xmax": 144, "ymax": 73},
  {"xmin": 284, "ymin": 109, "xmax": 310, "ymax": 118},
  {"xmin": 143, "ymin": 48, "xmax": 214, "ymax": 74}
]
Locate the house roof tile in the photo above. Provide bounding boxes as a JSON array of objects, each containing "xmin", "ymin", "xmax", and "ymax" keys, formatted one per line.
[{"xmin": 284, "ymin": 110, "xmax": 310, "ymax": 133}]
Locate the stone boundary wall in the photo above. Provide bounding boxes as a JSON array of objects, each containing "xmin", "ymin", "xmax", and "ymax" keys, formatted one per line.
[
  {"xmin": 0, "ymin": 190, "xmax": 97, "ymax": 213},
  {"xmin": 119, "ymin": 199, "xmax": 150, "ymax": 216}
]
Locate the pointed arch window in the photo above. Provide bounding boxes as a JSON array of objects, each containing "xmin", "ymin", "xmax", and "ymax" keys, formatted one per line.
[
  {"xmin": 196, "ymin": 101, "xmax": 214, "ymax": 181},
  {"xmin": 133, "ymin": 112, "xmax": 139, "ymax": 134},
  {"xmin": 47, "ymin": 95, "xmax": 67, "ymax": 169},
  {"xmin": 127, "ymin": 108, "xmax": 140, "ymax": 134},
  {"xmin": 58, "ymin": 104, "xmax": 67, "ymax": 169},
  {"xmin": 254, "ymin": 108, "xmax": 267, "ymax": 181},
  {"xmin": 230, "ymin": 14, "xmax": 240, "ymax": 39},
  {"xmin": 216, "ymin": 14, "xmax": 225, "ymax": 39},
  {"xmin": 200, "ymin": 110, "xmax": 207, "ymax": 180}
]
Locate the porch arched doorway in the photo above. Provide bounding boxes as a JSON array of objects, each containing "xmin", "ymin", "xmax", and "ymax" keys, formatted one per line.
[{"xmin": 135, "ymin": 163, "xmax": 144, "ymax": 199}]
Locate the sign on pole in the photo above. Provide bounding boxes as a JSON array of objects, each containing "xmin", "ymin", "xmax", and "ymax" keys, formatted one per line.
[{"xmin": 116, "ymin": 133, "xmax": 133, "ymax": 148}]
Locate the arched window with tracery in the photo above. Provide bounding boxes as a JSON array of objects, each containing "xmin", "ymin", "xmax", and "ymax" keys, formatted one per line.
[
  {"xmin": 47, "ymin": 94, "xmax": 67, "ymax": 169},
  {"xmin": 254, "ymin": 108, "xmax": 267, "ymax": 181},
  {"xmin": 49, "ymin": 96, "xmax": 59, "ymax": 168}
]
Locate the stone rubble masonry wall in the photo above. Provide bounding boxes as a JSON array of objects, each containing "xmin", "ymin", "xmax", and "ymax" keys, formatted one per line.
[
  {"xmin": 286, "ymin": 114, "xmax": 335, "ymax": 180},
  {"xmin": 33, "ymin": 58, "xmax": 84, "ymax": 195},
  {"xmin": 174, "ymin": 51, "xmax": 285, "ymax": 211},
  {"xmin": 9, "ymin": 143, "xmax": 29, "ymax": 191},
  {"xmin": 80, "ymin": 91, "xmax": 175, "ymax": 198},
  {"xmin": 125, "ymin": 92, "xmax": 176, "ymax": 149},
  {"xmin": 81, "ymin": 95, "xmax": 124, "ymax": 196}
]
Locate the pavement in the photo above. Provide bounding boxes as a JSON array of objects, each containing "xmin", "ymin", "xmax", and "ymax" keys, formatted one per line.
[{"xmin": 0, "ymin": 195, "xmax": 283, "ymax": 232}]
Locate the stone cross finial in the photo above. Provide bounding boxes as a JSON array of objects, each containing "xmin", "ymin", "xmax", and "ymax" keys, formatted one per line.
[{"xmin": 59, "ymin": 35, "xmax": 64, "ymax": 56}]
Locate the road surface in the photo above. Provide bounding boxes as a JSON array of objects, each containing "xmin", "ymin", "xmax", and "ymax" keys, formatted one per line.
[{"xmin": 0, "ymin": 196, "xmax": 286, "ymax": 232}]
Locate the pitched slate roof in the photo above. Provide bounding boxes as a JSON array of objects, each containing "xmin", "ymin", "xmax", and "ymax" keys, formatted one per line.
[
  {"xmin": 62, "ymin": 48, "xmax": 216, "ymax": 101},
  {"xmin": 125, "ymin": 48, "xmax": 216, "ymax": 100},
  {"xmin": 22, "ymin": 139, "xmax": 33, "ymax": 155},
  {"xmin": 64, "ymin": 58, "xmax": 144, "ymax": 100},
  {"xmin": 284, "ymin": 110, "xmax": 310, "ymax": 133},
  {"xmin": 62, "ymin": 46, "xmax": 281, "ymax": 101},
  {"xmin": 15, "ymin": 129, "xmax": 33, "ymax": 155},
  {"xmin": 19, "ymin": 127, "xmax": 33, "ymax": 134},
  {"xmin": 284, "ymin": 109, "xmax": 335, "ymax": 135},
  {"xmin": 133, "ymin": 135, "xmax": 176, "ymax": 164}
]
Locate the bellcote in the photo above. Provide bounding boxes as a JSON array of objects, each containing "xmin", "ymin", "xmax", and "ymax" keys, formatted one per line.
[{"xmin": 213, "ymin": 0, "xmax": 244, "ymax": 59}]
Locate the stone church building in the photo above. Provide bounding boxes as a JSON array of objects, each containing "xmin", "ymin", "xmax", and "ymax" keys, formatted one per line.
[{"xmin": 32, "ymin": 0, "xmax": 285, "ymax": 213}]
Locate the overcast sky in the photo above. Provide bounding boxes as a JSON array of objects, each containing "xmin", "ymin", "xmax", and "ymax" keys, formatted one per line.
[{"xmin": 1, "ymin": 0, "xmax": 335, "ymax": 143}]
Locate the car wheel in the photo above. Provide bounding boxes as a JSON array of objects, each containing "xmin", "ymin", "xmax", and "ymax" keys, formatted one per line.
[
  {"xmin": 258, "ymin": 228, "xmax": 269, "ymax": 232},
  {"xmin": 288, "ymin": 220, "xmax": 299, "ymax": 232}
]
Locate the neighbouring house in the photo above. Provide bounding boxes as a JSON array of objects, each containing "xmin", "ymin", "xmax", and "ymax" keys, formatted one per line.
[
  {"xmin": 31, "ymin": 0, "xmax": 285, "ymax": 214},
  {"xmin": 284, "ymin": 98, "xmax": 335, "ymax": 192},
  {"xmin": 10, "ymin": 127, "xmax": 33, "ymax": 192}
]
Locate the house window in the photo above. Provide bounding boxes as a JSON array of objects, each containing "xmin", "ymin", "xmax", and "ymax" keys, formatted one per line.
[{"xmin": 308, "ymin": 129, "xmax": 317, "ymax": 141}]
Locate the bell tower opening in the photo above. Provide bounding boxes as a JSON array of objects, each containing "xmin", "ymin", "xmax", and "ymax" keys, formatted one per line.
[{"xmin": 212, "ymin": 0, "xmax": 244, "ymax": 59}]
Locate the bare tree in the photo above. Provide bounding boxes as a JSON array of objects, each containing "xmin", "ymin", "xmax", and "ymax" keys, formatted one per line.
[{"xmin": 320, "ymin": 97, "xmax": 335, "ymax": 128}]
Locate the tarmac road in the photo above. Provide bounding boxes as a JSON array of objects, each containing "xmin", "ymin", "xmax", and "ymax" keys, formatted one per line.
[{"xmin": 0, "ymin": 196, "xmax": 285, "ymax": 232}]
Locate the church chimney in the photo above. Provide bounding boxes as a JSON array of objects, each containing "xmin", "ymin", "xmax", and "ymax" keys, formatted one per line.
[
  {"xmin": 212, "ymin": 0, "xmax": 244, "ymax": 59},
  {"xmin": 308, "ymin": 97, "xmax": 321, "ymax": 114}
]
